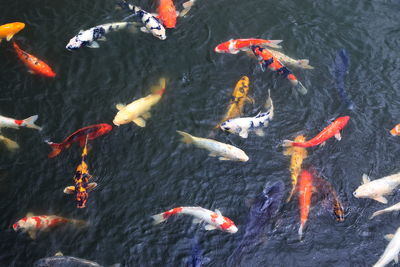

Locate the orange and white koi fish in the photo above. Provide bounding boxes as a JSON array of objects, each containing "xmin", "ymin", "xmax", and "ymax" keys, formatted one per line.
[
  {"xmin": 13, "ymin": 42, "xmax": 56, "ymax": 77},
  {"xmin": 13, "ymin": 213, "xmax": 86, "ymax": 239},
  {"xmin": 390, "ymin": 124, "xmax": 400, "ymax": 136},
  {"xmin": 0, "ymin": 114, "xmax": 42, "ymax": 130},
  {"xmin": 283, "ymin": 135, "xmax": 308, "ymax": 202},
  {"xmin": 214, "ymin": 38, "xmax": 282, "ymax": 54},
  {"xmin": 268, "ymin": 49, "xmax": 314, "ymax": 70},
  {"xmin": 0, "ymin": 22, "xmax": 25, "ymax": 42},
  {"xmin": 298, "ymin": 170, "xmax": 313, "ymax": 240},
  {"xmin": 283, "ymin": 116, "xmax": 350, "ymax": 148},
  {"xmin": 152, "ymin": 206, "xmax": 238, "ymax": 233}
]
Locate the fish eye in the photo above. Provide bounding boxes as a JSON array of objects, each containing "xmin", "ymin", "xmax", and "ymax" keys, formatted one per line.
[
  {"xmin": 353, "ymin": 192, "xmax": 357, "ymax": 196},
  {"xmin": 223, "ymin": 127, "xmax": 230, "ymax": 131}
]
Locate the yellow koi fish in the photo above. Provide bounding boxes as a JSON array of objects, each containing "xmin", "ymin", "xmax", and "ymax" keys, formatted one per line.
[
  {"xmin": 0, "ymin": 22, "xmax": 25, "ymax": 42},
  {"xmin": 283, "ymin": 135, "xmax": 308, "ymax": 202},
  {"xmin": 215, "ymin": 76, "xmax": 253, "ymax": 128},
  {"xmin": 0, "ymin": 135, "xmax": 19, "ymax": 152}
]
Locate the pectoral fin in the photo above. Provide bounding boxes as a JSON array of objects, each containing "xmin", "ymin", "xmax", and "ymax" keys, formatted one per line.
[
  {"xmin": 395, "ymin": 254, "xmax": 399, "ymax": 264},
  {"xmin": 334, "ymin": 133, "xmax": 342, "ymax": 141},
  {"xmin": 362, "ymin": 174, "xmax": 370, "ymax": 184},
  {"xmin": 64, "ymin": 186, "xmax": 75, "ymax": 194},
  {"xmin": 255, "ymin": 128, "xmax": 265, "ymax": 137},
  {"xmin": 87, "ymin": 41, "xmax": 100, "ymax": 48},
  {"xmin": 192, "ymin": 218, "xmax": 202, "ymax": 224},
  {"xmin": 320, "ymin": 142, "xmax": 326, "ymax": 147},
  {"xmin": 28, "ymin": 70, "xmax": 36, "ymax": 75},
  {"xmin": 215, "ymin": 209, "xmax": 222, "ymax": 216},
  {"xmin": 132, "ymin": 118, "xmax": 146, "ymax": 127},
  {"xmin": 385, "ymin": 234, "xmax": 395, "ymax": 241},
  {"xmin": 87, "ymin": 182, "xmax": 97, "ymax": 191},
  {"xmin": 239, "ymin": 129, "xmax": 248, "ymax": 138},
  {"xmin": 218, "ymin": 157, "xmax": 230, "ymax": 161},
  {"xmin": 6, "ymin": 34, "xmax": 14, "ymax": 41},
  {"xmin": 142, "ymin": 112, "xmax": 151, "ymax": 120},
  {"xmin": 140, "ymin": 27, "xmax": 150, "ymax": 33},
  {"xmin": 204, "ymin": 224, "xmax": 217, "ymax": 231},
  {"xmin": 26, "ymin": 212, "xmax": 34, "ymax": 217},
  {"xmin": 28, "ymin": 230, "xmax": 37, "ymax": 240},
  {"xmin": 373, "ymin": 196, "xmax": 388, "ymax": 204},
  {"xmin": 246, "ymin": 96, "xmax": 255, "ymax": 104},
  {"xmin": 116, "ymin": 104, "xmax": 125, "ymax": 111}
]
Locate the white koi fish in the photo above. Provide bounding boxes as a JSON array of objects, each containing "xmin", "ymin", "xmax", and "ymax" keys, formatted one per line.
[
  {"xmin": 268, "ymin": 49, "xmax": 314, "ymax": 69},
  {"xmin": 373, "ymin": 228, "xmax": 400, "ymax": 267},
  {"xmin": 179, "ymin": 0, "xmax": 197, "ymax": 17},
  {"xmin": 177, "ymin": 131, "xmax": 249, "ymax": 161},
  {"xmin": 0, "ymin": 114, "xmax": 42, "ymax": 131},
  {"xmin": 353, "ymin": 173, "xmax": 400, "ymax": 204},
  {"xmin": 0, "ymin": 135, "xmax": 19, "ymax": 152},
  {"xmin": 220, "ymin": 90, "xmax": 274, "ymax": 138},
  {"xmin": 370, "ymin": 202, "xmax": 400, "ymax": 219},
  {"xmin": 152, "ymin": 206, "xmax": 238, "ymax": 233},
  {"xmin": 118, "ymin": 0, "xmax": 166, "ymax": 40},
  {"xmin": 66, "ymin": 22, "xmax": 138, "ymax": 50}
]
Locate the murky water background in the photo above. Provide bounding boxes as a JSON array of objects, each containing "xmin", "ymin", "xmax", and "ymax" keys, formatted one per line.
[{"xmin": 1, "ymin": 0, "xmax": 400, "ymax": 266}]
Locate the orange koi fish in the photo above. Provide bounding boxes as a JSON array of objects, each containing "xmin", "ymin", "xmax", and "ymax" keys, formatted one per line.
[
  {"xmin": 157, "ymin": 0, "xmax": 177, "ymax": 28},
  {"xmin": 0, "ymin": 22, "xmax": 25, "ymax": 42},
  {"xmin": 214, "ymin": 38, "xmax": 282, "ymax": 54},
  {"xmin": 64, "ymin": 136, "xmax": 97, "ymax": 208},
  {"xmin": 314, "ymin": 176, "xmax": 345, "ymax": 222},
  {"xmin": 13, "ymin": 42, "xmax": 56, "ymax": 77},
  {"xmin": 390, "ymin": 124, "xmax": 400, "ymax": 136},
  {"xmin": 298, "ymin": 170, "xmax": 313, "ymax": 240},
  {"xmin": 283, "ymin": 116, "xmax": 350, "ymax": 148}
]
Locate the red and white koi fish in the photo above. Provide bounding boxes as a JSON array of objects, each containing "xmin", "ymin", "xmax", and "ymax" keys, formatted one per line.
[
  {"xmin": 214, "ymin": 38, "xmax": 282, "ymax": 54},
  {"xmin": 13, "ymin": 213, "xmax": 86, "ymax": 239},
  {"xmin": 283, "ymin": 116, "xmax": 350, "ymax": 148},
  {"xmin": 0, "ymin": 114, "xmax": 42, "ymax": 130},
  {"xmin": 152, "ymin": 206, "xmax": 238, "ymax": 233}
]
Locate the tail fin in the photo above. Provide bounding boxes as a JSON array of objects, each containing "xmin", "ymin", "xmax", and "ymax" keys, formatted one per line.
[
  {"xmin": 297, "ymin": 59, "xmax": 314, "ymax": 69},
  {"xmin": 296, "ymin": 81, "xmax": 308, "ymax": 95},
  {"xmin": 286, "ymin": 188, "xmax": 296, "ymax": 203},
  {"xmin": 264, "ymin": 90, "xmax": 274, "ymax": 119},
  {"xmin": 151, "ymin": 77, "xmax": 167, "ymax": 96},
  {"xmin": 180, "ymin": 0, "xmax": 196, "ymax": 17},
  {"xmin": 23, "ymin": 115, "xmax": 42, "ymax": 131},
  {"xmin": 71, "ymin": 219, "xmax": 87, "ymax": 227},
  {"xmin": 298, "ymin": 225, "xmax": 304, "ymax": 240},
  {"xmin": 152, "ymin": 213, "xmax": 167, "ymax": 224},
  {"xmin": 177, "ymin": 131, "xmax": 193, "ymax": 144},
  {"xmin": 45, "ymin": 141, "xmax": 62, "ymax": 158},
  {"xmin": 264, "ymin": 40, "xmax": 283, "ymax": 49},
  {"xmin": 370, "ymin": 210, "xmax": 384, "ymax": 220},
  {"xmin": 282, "ymin": 140, "xmax": 293, "ymax": 147},
  {"xmin": 0, "ymin": 135, "xmax": 19, "ymax": 152}
]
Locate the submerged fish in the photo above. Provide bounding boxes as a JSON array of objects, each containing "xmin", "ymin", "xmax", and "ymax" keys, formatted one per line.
[
  {"xmin": 179, "ymin": 0, "xmax": 197, "ymax": 17},
  {"xmin": 0, "ymin": 135, "xmax": 19, "ymax": 152},
  {"xmin": 314, "ymin": 176, "xmax": 345, "ymax": 222},
  {"xmin": 390, "ymin": 124, "xmax": 400, "ymax": 136},
  {"xmin": 283, "ymin": 135, "xmax": 308, "ymax": 202},
  {"xmin": 188, "ymin": 236, "xmax": 210, "ymax": 267},
  {"xmin": 34, "ymin": 252, "xmax": 103, "ymax": 267},
  {"xmin": 298, "ymin": 170, "xmax": 313, "ymax": 240},
  {"xmin": 177, "ymin": 130, "xmax": 249, "ymax": 161},
  {"xmin": 283, "ymin": 116, "xmax": 350, "ymax": 148},
  {"xmin": 373, "ymin": 228, "xmax": 400, "ymax": 267},
  {"xmin": 0, "ymin": 22, "xmax": 25, "ymax": 42},
  {"xmin": 268, "ymin": 49, "xmax": 314, "ymax": 70},
  {"xmin": 152, "ymin": 206, "xmax": 238, "ymax": 233},
  {"xmin": 0, "ymin": 114, "xmax": 42, "ymax": 130},
  {"xmin": 214, "ymin": 38, "xmax": 282, "ymax": 54},
  {"xmin": 370, "ymin": 202, "xmax": 400, "ymax": 219},
  {"xmin": 353, "ymin": 172, "xmax": 400, "ymax": 204},
  {"xmin": 334, "ymin": 49, "xmax": 354, "ymax": 110}
]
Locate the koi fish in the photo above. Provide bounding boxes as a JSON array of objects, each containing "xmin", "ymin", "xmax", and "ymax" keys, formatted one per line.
[
  {"xmin": 220, "ymin": 90, "xmax": 273, "ymax": 138},
  {"xmin": 0, "ymin": 22, "xmax": 25, "ymax": 42},
  {"xmin": 66, "ymin": 22, "xmax": 139, "ymax": 50},
  {"xmin": 334, "ymin": 49, "xmax": 354, "ymax": 110},
  {"xmin": 45, "ymin": 123, "xmax": 112, "ymax": 158},
  {"xmin": 370, "ymin": 202, "xmax": 400, "ymax": 219},
  {"xmin": 0, "ymin": 114, "xmax": 42, "ymax": 130},
  {"xmin": 34, "ymin": 252, "xmax": 102, "ymax": 267},
  {"xmin": 215, "ymin": 76, "xmax": 253, "ymax": 129},
  {"xmin": 118, "ymin": 0, "xmax": 166, "ymax": 40},
  {"xmin": 268, "ymin": 49, "xmax": 314, "ymax": 69},
  {"xmin": 63, "ymin": 137, "xmax": 97, "ymax": 208},
  {"xmin": 314, "ymin": 176, "xmax": 345, "ymax": 222},
  {"xmin": 156, "ymin": 0, "xmax": 177, "ymax": 28},
  {"xmin": 113, "ymin": 78, "xmax": 166, "ymax": 127},
  {"xmin": 152, "ymin": 206, "xmax": 238, "ymax": 233},
  {"xmin": 373, "ymin": 228, "xmax": 400, "ymax": 267},
  {"xmin": 298, "ymin": 170, "xmax": 313, "ymax": 240},
  {"xmin": 13, "ymin": 42, "xmax": 56, "ymax": 77},
  {"xmin": 353, "ymin": 172, "xmax": 400, "ymax": 204},
  {"xmin": 251, "ymin": 46, "xmax": 307, "ymax": 94},
  {"xmin": 177, "ymin": 130, "xmax": 249, "ymax": 162},
  {"xmin": 214, "ymin": 38, "xmax": 282, "ymax": 54},
  {"xmin": 179, "ymin": 0, "xmax": 197, "ymax": 17},
  {"xmin": 0, "ymin": 135, "xmax": 19, "ymax": 152},
  {"xmin": 188, "ymin": 236, "xmax": 210, "ymax": 267},
  {"xmin": 283, "ymin": 135, "xmax": 308, "ymax": 202},
  {"xmin": 390, "ymin": 124, "xmax": 400, "ymax": 136},
  {"xmin": 13, "ymin": 213, "xmax": 86, "ymax": 239},
  {"xmin": 283, "ymin": 116, "xmax": 350, "ymax": 148}
]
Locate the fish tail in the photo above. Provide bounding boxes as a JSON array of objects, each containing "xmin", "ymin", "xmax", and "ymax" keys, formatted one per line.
[
  {"xmin": 297, "ymin": 59, "xmax": 314, "ymax": 69},
  {"xmin": 298, "ymin": 224, "xmax": 304, "ymax": 240},
  {"xmin": 154, "ymin": 77, "xmax": 167, "ymax": 96},
  {"xmin": 12, "ymin": 41, "xmax": 20, "ymax": 50},
  {"xmin": 177, "ymin": 131, "xmax": 193, "ymax": 144},
  {"xmin": 370, "ymin": 210, "xmax": 384, "ymax": 220},
  {"xmin": 180, "ymin": 0, "xmax": 196, "ymax": 17},
  {"xmin": 263, "ymin": 40, "xmax": 283, "ymax": 49},
  {"xmin": 71, "ymin": 219, "xmax": 87, "ymax": 227},
  {"xmin": 23, "ymin": 115, "xmax": 42, "ymax": 131},
  {"xmin": 296, "ymin": 81, "xmax": 308, "ymax": 95},
  {"xmin": 151, "ymin": 212, "xmax": 168, "ymax": 224},
  {"xmin": 286, "ymin": 187, "xmax": 295, "ymax": 202},
  {"xmin": 282, "ymin": 140, "xmax": 293, "ymax": 147},
  {"xmin": 45, "ymin": 141, "xmax": 63, "ymax": 158}
]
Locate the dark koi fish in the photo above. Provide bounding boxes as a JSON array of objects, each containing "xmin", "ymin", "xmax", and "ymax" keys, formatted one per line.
[
  {"xmin": 45, "ymin": 123, "xmax": 112, "ymax": 158},
  {"xmin": 314, "ymin": 175, "xmax": 345, "ymax": 222},
  {"xmin": 63, "ymin": 136, "xmax": 97, "ymax": 208},
  {"xmin": 334, "ymin": 49, "xmax": 354, "ymax": 110}
]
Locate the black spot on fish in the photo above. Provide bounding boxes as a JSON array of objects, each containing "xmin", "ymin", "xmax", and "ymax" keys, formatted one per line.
[
  {"xmin": 250, "ymin": 121, "xmax": 255, "ymax": 129},
  {"xmin": 92, "ymin": 27, "xmax": 106, "ymax": 40},
  {"xmin": 277, "ymin": 67, "xmax": 291, "ymax": 78}
]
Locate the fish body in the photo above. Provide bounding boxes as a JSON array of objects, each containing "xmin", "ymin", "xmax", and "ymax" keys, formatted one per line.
[
  {"xmin": 268, "ymin": 49, "xmax": 313, "ymax": 69},
  {"xmin": 0, "ymin": 22, "xmax": 25, "ymax": 42},
  {"xmin": 152, "ymin": 206, "xmax": 238, "ymax": 233},
  {"xmin": 66, "ymin": 22, "xmax": 137, "ymax": 50},
  {"xmin": 64, "ymin": 137, "xmax": 96, "ymax": 208},
  {"xmin": 13, "ymin": 214, "xmax": 85, "ymax": 239},
  {"xmin": 118, "ymin": 1, "xmax": 166, "ymax": 40},
  {"xmin": 214, "ymin": 38, "xmax": 282, "ymax": 54},
  {"xmin": 0, "ymin": 114, "xmax": 42, "ymax": 130},
  {"xmin": 283, "ymin": 116, "xmax": 350, "ymax": 148},
  {"xmin": 353, "ymin": 172, "xmax": 400, "ymax": 204},
  {"xmin": 390, "ymin": 124, "xmax": 400, "ymax": 136},
  {"xmin": 177, "ymin": 130, "xmax": 249, "ymax": 162},
  {"xmin": 113, "ymin": 78, "xmax": 166, "ymax": 127},
  {"xmin": 251, "ymin": 46, "xmax": 307, "ymax": 94},
  {"xmin": 33, "ymin": 255, "xmax": 102, "ymax": 267},
  {"xmin": 13, "ymin": 42, "xmax": 56, "ymax": 77},
  {"xmin": 157, "ymin": 0, "xmax": 177, "ymax": 28},
  {"xmin": 283, "ymin": 135, "xmax": 308, "ymax": 202},
  {"xmin": 45, "ymin": 124, "xmax": 112, "ymax": 158},
  {"xmin": 373, "ymin": 228, "xmax": 400, "ymax": 267},
  {"xmin": 189, "ymin": 237, "xmax": 210, "ymax": 267},
  {"xmin": 298, "ymin": 170, "xmax": 313, "ymax": 239},
  {"xmin": 370, "ymin": 202, "xmax": 400, "ymax": 219},
  {"xmin": 334, "ymin": 49, "xmax": 354, "ymax": 110},
  {"xmin": 215, "ymin": 76, "xmax": 253, "ymax": 128},
  {"xmin": 0, "ymin": 135, "xmax": 19, "ymax": 152},
  {"xmin": 220, "ymin": 91, "xmax": 273, "ymax": 138},
  {"xmin": 314, "ymin": 176, "xmax": 345, "ymax": 222}
]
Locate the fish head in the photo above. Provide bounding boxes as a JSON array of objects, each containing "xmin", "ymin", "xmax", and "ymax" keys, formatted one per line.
[
  {"xmin": 99, "ymin": 123, "xmax": 113, "ymax": 134},
  {"xmin": 353, "ymin": 184, "xmax": 373, "ymax": 199},
  {"xmin": 220, "ymin": 120, "xmax": 240, "ymax": 134},
  {"xmin": 12, "ymin": 222, "xmax": 20, "ymax": 231},
  {"xmin": 12, "ymin": 22, "xmax": 25, "ymax": 33},
  {"xmin": 337, "ymin": 116, "xmax": 350, "ymax": 128},
  {"xmin": 214, "ymin": 41, "xmax": 229, "ymax": 53},
  {"xmin": 113, "ymin": 111, "xmax": 132, "ymax": 126},
  {"xmin": 12, "ymin": 218, "xmax": 31, "ymax": 231},
  {"xmin": 221, "ymin": 217, "xmax": 238, "ymax": 234},
  {"xmin": 390, "ymin": 124, "xmax": 400, "ymax": 136},
  {"xmin": 151, "ymin": 26, "xmax": 167, "ymax": 40},
  {"xmin": 66, "ymin": 34, "xmax": 84, "ymax": 50},
  {"xmin": 236, "ymin": 149, "xmax": 249, "ymax": 162}
]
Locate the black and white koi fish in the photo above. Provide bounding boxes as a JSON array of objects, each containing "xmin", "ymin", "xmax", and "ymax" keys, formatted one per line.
[
  {"xmin": 118, "ymin": 0, "xmax": 166, "ymax": 40},
  {"xmin": 66, "ymin": 22, "xmax": 138, "ymax": 50},
  {"xmin": 220, "ymin": 90, "xmax": 274, "ymax": 138}
]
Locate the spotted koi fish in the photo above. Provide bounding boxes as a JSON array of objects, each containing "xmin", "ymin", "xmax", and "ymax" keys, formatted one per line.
[
  {"xmin": 13, "ymin": 213, "xmax": 85, "ymax": 239},
  {"xmin": 63, "ymin": 136, "xmax": 97, "ymax": 208},
  {"xmin": 214, "ymin": 38, "xmax": 282, "ymax": 54},
  {"xmin": 0, "ymin": 22, "xmax": 25, "ymax": 42},
  {"xmin": 314, "ymin": 175, "xmax": 345, "ymax": 222},
  {"xmin": 0, "ymin": 114, "xmax": 42, "ymax": 130},
  {"xmin": 152, "ymin": 206, "xmax": 238, "ymax": 233},
  {"xmin": 251, "ymin": 45, "xmax": 307, "ymax": 94}
]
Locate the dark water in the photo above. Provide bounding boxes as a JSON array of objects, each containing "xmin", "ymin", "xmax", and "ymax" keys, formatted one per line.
[{"xmin": 1, "ymin": 0, "xmax": 400, "ymax": 266}]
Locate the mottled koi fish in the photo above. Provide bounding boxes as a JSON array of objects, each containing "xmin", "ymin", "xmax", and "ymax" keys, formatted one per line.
[
  {"xmin": 214, "ymin": 38, "xmax": 282, "ymax": 54},
  {"xmin": 314, "ymin": 175, "xmax": 345, "ymax": 222}
]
